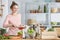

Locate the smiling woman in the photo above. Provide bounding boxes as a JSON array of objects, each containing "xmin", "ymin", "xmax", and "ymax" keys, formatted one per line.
[{"xmin": 3, "ymin": 1, "xmax": 21, "ymax": 35}]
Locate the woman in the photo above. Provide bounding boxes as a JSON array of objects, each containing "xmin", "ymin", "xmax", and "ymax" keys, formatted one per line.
[{"xmin": 3, "ymin": 1, "xmax": 21, "ymax": 35}]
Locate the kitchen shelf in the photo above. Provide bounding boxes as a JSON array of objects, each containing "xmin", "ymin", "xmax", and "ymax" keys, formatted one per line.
[
  {"xmin": 26, "ymin": 13, "xmax": 48, "ymax": 14},
  {"xmin": 25, "ymin": 2, "xmax": 60, "ymax": 31},
  {"xmin": 40, "ymin": 25, "xmax": 48, "ymax": 26},
  {"xmin": 50, "ymin": 3, "xmax": 60, "ymax": 13},
  {"xmin": 25, "ymin": 2, "xmax": 49, "ymax": 31},
  {"xmin": 51, "ymin": 13, "xmax": 60, "ymax": 14},
  {"xmin": 25, "ymin": 3, "xmax": 49, "ymax": 13},
  {"xmin": 52, "ymin": 25, "xmax": 60, "ymax": 26},
  {"xmin": 50, "ymin": 3, "xmax": 60, "ymax": 28}
]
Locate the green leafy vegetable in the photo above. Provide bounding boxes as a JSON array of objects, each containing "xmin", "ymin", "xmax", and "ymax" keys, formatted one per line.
[
  {"xmin": 0, "ymin": 28, "xmax": 6, "ymax": 35},
  {"xmin": 18, "ymin": 31, "xmax": 23, "ymax": 35},
  {"xmin": 0, "ymin": 35, "xmax": 11, "ymax": 39},
  {"xmin": 28, "ymin": 29, "xmax": 34, "ymax": 34},
  {"xmin": 48, "ymin": 28, "xmax": 54, "ymax": 31}
]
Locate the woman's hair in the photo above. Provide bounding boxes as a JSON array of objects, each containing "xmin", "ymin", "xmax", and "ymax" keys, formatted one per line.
[{"xmin": 10, "ymin": 1, "xmax": 18, "ymax": 9}]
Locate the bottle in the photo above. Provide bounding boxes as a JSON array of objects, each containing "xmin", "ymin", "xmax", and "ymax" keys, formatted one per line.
[
  {"xmin": 38, "ymin": 6, "xmax": 40, "ymax": 13},
  {"xmin": 44, "ymin": 4, "xmax": 47, "ymax": 13}
]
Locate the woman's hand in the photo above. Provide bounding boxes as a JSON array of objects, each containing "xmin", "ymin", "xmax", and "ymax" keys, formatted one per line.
[
  {"xmin": 7, "ymin": 21, "xmax": 15, "ymax": 27},
  {"xmin": 6, "ymin": 24, "xmax": 14, "ymax": 27}
]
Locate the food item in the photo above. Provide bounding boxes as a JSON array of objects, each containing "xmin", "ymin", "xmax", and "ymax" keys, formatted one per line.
[
  {"xmin": 18, "ymin": 25, "xmax": 25, "ymax": 30},
  {"xmin": 19, "ymin": 27, "xmax": 24, "ymax": 30},
  {"xmin": 48, "ymin": 28, "xmax": 54, "ymax": 31},
  {"xmin": 18, "ymin": 31, "xmax": 23, "ymax": 35},
  {"xmin": 28, "ymin": 28, "xmax": 34, "ymax": 35},
  {"xmin": 0, "ymin": 35, "xmax": 11, "ymax": 39},
  {"xmin": 0, "ymin": 28, "xmax": 6, "ymax": 35},
  {"xmin": 51, "ymin": 8, "xmax": 58, "ymax": 13},
  {"xmin": 51, "ymin": 22, "xmax": 57, "ymax": 25},
  {"xmin": 44, "ymin": 5, "xmax": 47, "ymax": 13},
  {"xmin": 17, "ymin": 31, "xmax": 23, "ymax": 38},
  {"xmin": 57, "ymin": 22, "xmax": 60, "ymax": 25},
  {"xmin": 38, "ymin": 6, "xmax": 40, "ymax": 11},
  {"xmin": 30, "ymin": 10, "xmax": 36, "ymax": 13},
  {"xmin": 27, "ymin": 19, "xmax": 37, "ymax": 25},
  {"xmin": 3, "ymin": 33, "xmax": 9, "ymax": 37}
]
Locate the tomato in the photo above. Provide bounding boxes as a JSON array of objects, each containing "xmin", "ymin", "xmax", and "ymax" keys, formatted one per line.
[{"xmin": 3, "ymin": 33, "xmax": 9, "ymax": 37}]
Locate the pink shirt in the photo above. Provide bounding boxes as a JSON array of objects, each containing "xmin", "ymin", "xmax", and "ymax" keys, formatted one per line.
[{"xmin": 3, "ymin": 14, "xmax": 21, "ymax": 35}]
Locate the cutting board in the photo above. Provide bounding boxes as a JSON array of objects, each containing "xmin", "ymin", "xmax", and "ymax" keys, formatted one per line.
[{"xmin": 42, "ymin": 31, "xmax": 57, "ymax": 39}]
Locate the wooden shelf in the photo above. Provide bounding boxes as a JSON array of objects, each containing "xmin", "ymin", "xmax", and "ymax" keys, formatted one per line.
[
  {"xmin": 51, "ymin": 13, "xmax": 60, "ymax": 14},
  {"xmin": 40, "ymin": 25, "xmax": 48, "ymax": 26},
  {"xmin": 26, "ymin": 13, "xmax": 48, "ymax": 14},
  {"xmin": 52, "ymin": 25, "xmax": 60, "ymax": 26}
]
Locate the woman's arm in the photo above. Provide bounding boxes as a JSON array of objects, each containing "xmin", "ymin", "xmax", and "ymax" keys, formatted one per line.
[
  {"xmin": 4, "ymin": 24, "xmax": 14, "ymax": 28},
  {"xmin": 3, "ymin": 15, "xmax": 13, "ymax": 28}
]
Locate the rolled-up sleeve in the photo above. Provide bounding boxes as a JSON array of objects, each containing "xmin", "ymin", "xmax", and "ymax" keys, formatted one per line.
[{"xmin": 3, "ymin": 15, "xmax": 9, "ymax": 28}]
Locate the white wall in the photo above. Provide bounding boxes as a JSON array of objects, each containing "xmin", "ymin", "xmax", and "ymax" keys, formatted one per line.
[
  {"xmin": 25, "ymin": 13, "xmax": 48, "ymax": 25},
  {"xmin": 0, "ymin": 0, "xmax": 8, "ymax": 28},
  {"xmin": 51, "ymin": 14, "xmax": 60, "ymax": 22}
]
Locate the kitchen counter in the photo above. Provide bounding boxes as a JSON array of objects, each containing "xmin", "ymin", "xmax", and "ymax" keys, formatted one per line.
[
  {"xmin": 1, "ymin": 31, "xmax": 60, "ymax": 40},
  {"xmin": 42, "ymin": 31, "xmax": 57, "ymax": 39},
  {"xmin": 1, "ymin": 38, "xmax": 60, "ymax": 40}
]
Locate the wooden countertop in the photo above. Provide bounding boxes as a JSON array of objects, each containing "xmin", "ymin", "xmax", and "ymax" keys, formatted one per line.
[
  {"xmin": 42, "ymin": 31, "xmax": 57, "ymax": 39},
  {"xmin": 1, "ymin": 38, "xmax": 60, "ymax": 40},
  {"xmin": 2, "ymin": 31, "xmax": 60, "ymax": 40}
]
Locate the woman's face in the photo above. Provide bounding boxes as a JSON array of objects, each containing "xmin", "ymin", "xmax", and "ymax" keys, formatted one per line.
[{"xmin": 11, "ymin": 5, "xmax": 19, "ymax": 13}]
